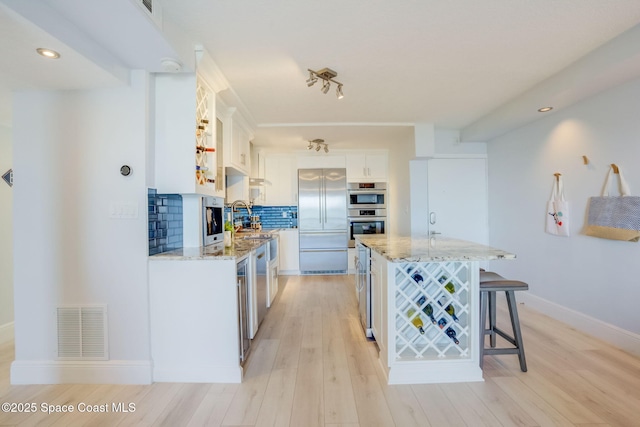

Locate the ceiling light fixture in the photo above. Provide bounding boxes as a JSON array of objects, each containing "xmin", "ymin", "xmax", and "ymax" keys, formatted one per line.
[
  {"xmin": 538, "ymin": 106, "xmax": 553, "ymax": 112},
  {"xmin": 307, "ymin": 139, "xmax": 329, "ymax": 153},
  {"xmin": 36, "ymin": 48, "xmax": 60, "ymax": 59},
  {"xmin": 306, "ymin": 68, "xmax": 344, "ymax": 99}
]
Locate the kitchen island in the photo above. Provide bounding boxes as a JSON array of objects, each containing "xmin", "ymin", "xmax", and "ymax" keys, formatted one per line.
[{"xmin": 356, "ymin": 234, "xmax": 515, "ymax": 384}]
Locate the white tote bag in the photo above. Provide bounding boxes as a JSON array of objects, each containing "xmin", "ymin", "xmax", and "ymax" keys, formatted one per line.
[{"xmin": 546, "ymin": 175, "xmax": 570, "ymax": 236}]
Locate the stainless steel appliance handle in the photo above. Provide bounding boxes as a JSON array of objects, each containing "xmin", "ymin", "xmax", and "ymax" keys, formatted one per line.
[{"xmin": 323, "ymin": 175, "xmax": 327, "ymax": 223}]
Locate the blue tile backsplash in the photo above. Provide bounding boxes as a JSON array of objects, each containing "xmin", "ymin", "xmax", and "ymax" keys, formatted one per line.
[
  {"xmin": 148, "ymin": 188, "xmax": 183, "ymax": 255},
  {"xmin": 225, "ymin": 205, "xmax": 298, "ymax": 230}
]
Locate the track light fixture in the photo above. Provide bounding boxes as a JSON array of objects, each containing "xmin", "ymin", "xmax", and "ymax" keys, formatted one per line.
[
  {"xmin": 306, "ymin": 68, "xmax": 344, "ymax": 99},
  {"xmin": 307, "ymin": 139, "xmax": 329, "ymax": 153}
]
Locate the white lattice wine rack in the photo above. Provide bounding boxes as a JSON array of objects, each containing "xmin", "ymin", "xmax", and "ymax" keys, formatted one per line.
[
  {"xmin": 394, "ymin": 261, "xmax": 470, "ymax": 360},
  {"xmin": 195, "ymin": 79, "xmax": 214, "ymax": 188}
]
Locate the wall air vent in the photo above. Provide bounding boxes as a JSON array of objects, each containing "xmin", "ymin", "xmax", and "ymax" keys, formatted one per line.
[
  {"xmin": 132, "ymin": 0, "xmax": 163, "ymax": 28},
  {"xmin": 57, "ymin": 305, "xmax": 108, "ymax": 360},
  {"xmin": 142, "ymin": 0, "xmax": 153, "ymax": 14}
]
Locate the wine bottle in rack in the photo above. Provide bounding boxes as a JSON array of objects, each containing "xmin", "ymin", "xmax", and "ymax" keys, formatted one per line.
[
  {"xmin": 417, "ymin": 296, "xmax": 437, "ymax": 324},
  {"xmin": 445, "ymin": 282, "xmax": 455, "ymax": 294},
  {"xmin": 438, "ymin": 275, "xmax": 455, "ymax": 294},
  {"xmin": 412, "ymin": 272, "xmax": 424, "ymax": 286},
  {"xmin": 444, "ymin": 304, "xmax": 459, "ymax": 322},
  {"xmin": 196, "ymin": 146, "xmax": 215, "ymax": 152},
  {"xmin": 445, "ymin": 327, "xmax": 460, "ymax": 345},
  {"xmin": 437, "ymin": 317, "xmax": 447, "ymax": 329},
  {"xmin": 406, "ymin": 308, "xmax": 425, "ymax": 334}
]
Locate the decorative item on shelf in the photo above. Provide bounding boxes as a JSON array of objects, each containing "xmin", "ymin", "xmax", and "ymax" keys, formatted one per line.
[
  {"xmin": 196, "ymin": 165, "xmax": 209, "ymax": 171},
  {"xmin": 224, "ymin": 220, "xmax": 233, "ymax": 247}
]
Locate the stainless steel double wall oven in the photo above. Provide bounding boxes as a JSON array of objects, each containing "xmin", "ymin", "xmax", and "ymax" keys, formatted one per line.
[{"xmin": 347, "ymin": 182, "xmax": 386, "ymax": 248}]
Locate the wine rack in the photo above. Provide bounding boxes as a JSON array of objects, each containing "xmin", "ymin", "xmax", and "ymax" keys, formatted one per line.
[
  {"xmin": 195, "ymin": 79, "xmax": 213, "ymax": 187},
  {"xmin": 394, "ymin": 261, "xmax": 470, "ymax": 360}
]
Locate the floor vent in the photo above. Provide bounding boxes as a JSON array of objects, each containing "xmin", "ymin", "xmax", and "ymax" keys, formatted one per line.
[
  {"xmin": 301, "ymin": 270, "xmax": 347, "ymax": 275},
  {"xmin": 57, "ymin": 306, "xmax": 108, "ymax": 360}
]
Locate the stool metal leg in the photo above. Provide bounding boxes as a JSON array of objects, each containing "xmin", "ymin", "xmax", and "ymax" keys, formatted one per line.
[
  {"xmin": 479, "ymin": 291, "xmax": 488, "ymax": 370},
  {"xmin": 489, "ymin": 291, "xmax": 496, "ymax": 348},
  {"xmin": 505, "ymin": 291, "xmax": 527, "ymax": 372}
]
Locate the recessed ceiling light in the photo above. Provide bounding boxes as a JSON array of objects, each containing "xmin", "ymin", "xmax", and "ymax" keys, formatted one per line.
[
  {"xmin": 36, "ymin": 48, "xmax": 60, "ymax": 59},
  {"xmin": 538, "ymin": 107, "xmax": 553, "ymax": 112}
]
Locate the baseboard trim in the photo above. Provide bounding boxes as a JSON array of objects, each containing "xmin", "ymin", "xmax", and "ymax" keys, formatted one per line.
[
  {"xmin": 518, "ymin": 293, "xmax": 640, "ymax": 357},
  {"xmin": 153, "ymin": 364, "xmax": 243, "ymax": 383},
  {"xmin": 10, "ymin": 360, "xmax": 153, "ymax": 384},
  {"xmin": 0, "ymin": 321, "xmax": 14, "ymax": 345}
]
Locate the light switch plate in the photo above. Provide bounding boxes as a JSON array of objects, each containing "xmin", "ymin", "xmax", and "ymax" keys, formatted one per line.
[{"xmin": 109, "ymin": 201, "xmax": 139, "ymax": 219}]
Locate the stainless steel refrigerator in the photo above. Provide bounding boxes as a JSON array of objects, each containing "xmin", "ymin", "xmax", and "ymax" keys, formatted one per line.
[{"xmin": 298, "ymin": 168, "xmax": 348, "ymax": 274}]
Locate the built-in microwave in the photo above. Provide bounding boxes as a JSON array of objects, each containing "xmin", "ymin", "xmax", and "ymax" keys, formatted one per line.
[
  {"xmin": 202, "ymin": 196, "xmax": 224, "ymax": 246},
  {"xmin": 348, "ymin": 182, "xmax": 386, "ymax": 209}
]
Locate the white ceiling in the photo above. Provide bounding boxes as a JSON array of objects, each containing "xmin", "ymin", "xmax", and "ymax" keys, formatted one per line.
[{"xmin": 2, "ymin": 0, "xmax": 640, "ymax": 148}]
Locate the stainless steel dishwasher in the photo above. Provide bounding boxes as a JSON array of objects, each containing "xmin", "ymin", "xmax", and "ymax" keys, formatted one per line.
[{"xmin": 255, "ymin": 244, "xmax": 267, "ymax": 327}]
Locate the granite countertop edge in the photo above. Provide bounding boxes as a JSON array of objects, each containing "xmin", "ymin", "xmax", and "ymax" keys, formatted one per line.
[
  {"xmin": 356, "ymin": 234, "xmax": 516, "ymax": 263},
  {"xmin": 149, "ymin": 233, "xmax": 277, "ymax": 261}
]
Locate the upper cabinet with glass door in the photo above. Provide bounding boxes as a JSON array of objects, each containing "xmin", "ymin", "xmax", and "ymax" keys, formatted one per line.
[{"xmin": 153, "ymin": 73, "xmax": 224, "ymax": 197}]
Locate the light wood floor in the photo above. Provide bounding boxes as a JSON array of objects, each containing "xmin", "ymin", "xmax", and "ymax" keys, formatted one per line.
[{"xmin": 1, "ymin": 274, "xmax": 640, "ymax": 426}]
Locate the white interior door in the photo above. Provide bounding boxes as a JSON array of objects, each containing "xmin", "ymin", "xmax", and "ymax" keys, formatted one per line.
[{"xmin": 427, "ymin": 158, "xmax": 489, "ymax": 245}]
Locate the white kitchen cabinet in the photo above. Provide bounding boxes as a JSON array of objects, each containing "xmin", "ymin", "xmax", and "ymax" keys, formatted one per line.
[
  {"xmin": 297, "ymin": 154, "xmax": 346, "ymax": 169},
  {"xmin": 226, "ymin": 175, "xmax": 250, "ymax": 202},
  {"xmin": 278, "ymin": 229, "xmax": 300, "ymax": 274},
  {"xmin": 220, "ymin": 101, "xmax": 252, "ymax": 177},
  {"xmin": 262, "ymin": 154, "xmax": 297, "ymax": 206},
  {"xmin": 346, "ymin": 152, "xmax": 388, "ymax": 182},
  {"xmin": 154, "ymin": 73, "xmax": 222, "ymax": 197}
]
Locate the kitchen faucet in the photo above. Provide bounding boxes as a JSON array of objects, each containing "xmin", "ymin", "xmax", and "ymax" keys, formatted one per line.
[{"xmin": 230, "ymin": 200, "xmax": 252, "ymax": 215}]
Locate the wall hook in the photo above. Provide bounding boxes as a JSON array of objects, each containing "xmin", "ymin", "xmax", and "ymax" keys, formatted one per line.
[
  {"xmin": 582, "ymin": 155, "xmax": 589, "ymax": 165},
  {"xmin": 611, "ymin": 163, "xmax": 620, "ymax": 174},
  {"xmin": 553, "ymin": 172, "xmax": 562, "ymax": 182}
]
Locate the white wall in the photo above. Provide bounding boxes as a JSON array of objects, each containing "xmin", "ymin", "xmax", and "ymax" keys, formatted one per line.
[
  {"xmin": 11, "ymin": 71, "xmax": 153, "ymax": 383},
  {"xmin": 0, "ymin": 124, "xmax": 13, "ymax": 342},
  {"xmin": 487, "ymin": 76, "xmax": 640, "ymax": 349},
  {"xmin": 386, "ymin": 133, "xmax": 415, "ymax": 236}
]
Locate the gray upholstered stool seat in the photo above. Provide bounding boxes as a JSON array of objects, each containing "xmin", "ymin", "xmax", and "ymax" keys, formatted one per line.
[{"xmin": 479, "ymin": 271, "xmax": 528, "ymax": 372}]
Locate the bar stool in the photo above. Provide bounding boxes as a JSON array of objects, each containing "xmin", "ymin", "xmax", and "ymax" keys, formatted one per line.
[{"xmin": 479, "ymin": 271, "xmax": 528, "ymax": 372}]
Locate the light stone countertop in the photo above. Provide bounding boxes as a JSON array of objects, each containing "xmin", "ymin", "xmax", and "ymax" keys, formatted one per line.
[
  {"xmin": 149, "ymin": 233, "xmax": 276, "ymax": 261},
  {"xmin": 356, "ymin": 234, "xmax": 516, "ymax": 263}
]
